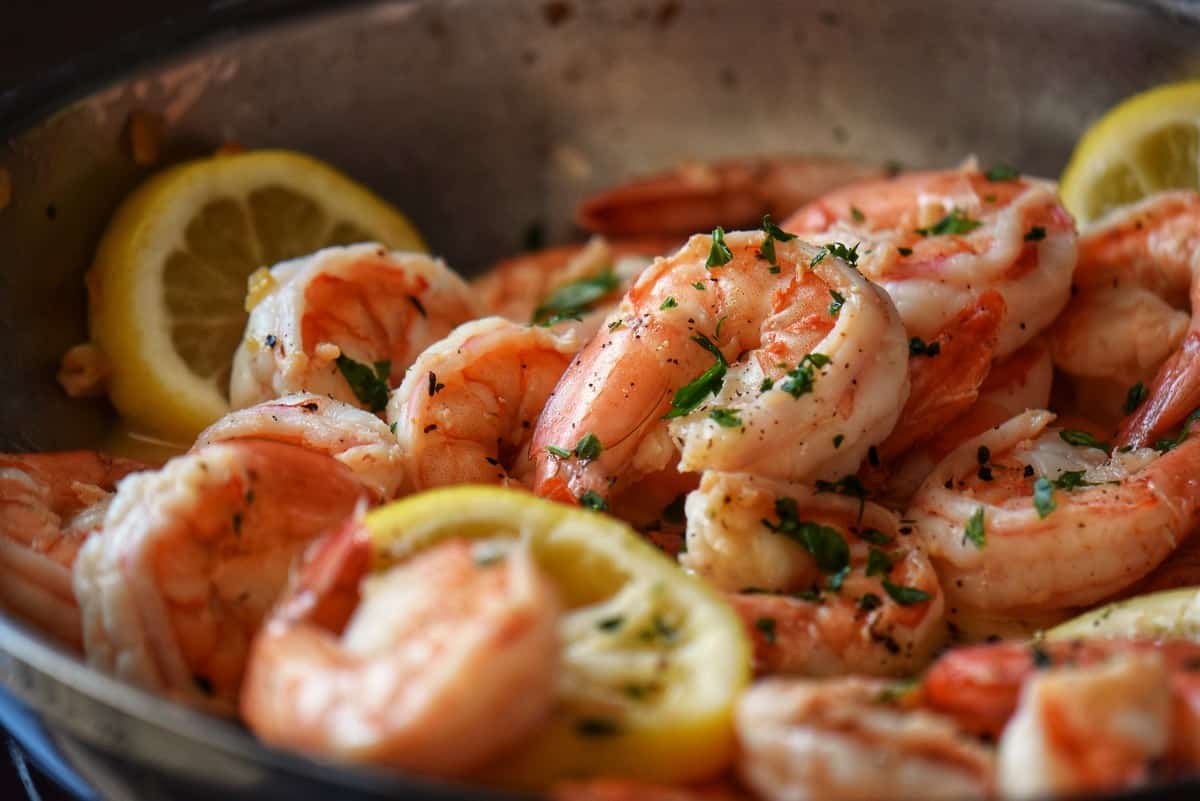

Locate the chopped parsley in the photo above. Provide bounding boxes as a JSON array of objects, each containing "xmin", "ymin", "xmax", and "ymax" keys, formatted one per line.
[
  {"xmin": 709, "ymin": 407, "xmax": 742, "ymax": 428},
  {"xmin": 335, "ymin": 355, "xmax": 390, "ymax": 412},
  {"xmin": 850, "ymin": 205, "xmax": 866, "ymax": 222},
  {"xmin": 579, "ymin": 490, "xmax": 609, "ymax": 511},
  {"xmin": 546, "ymin": 444, "xmax": 572, "ymax": 458},
  {"xmin": 706, "ymin": 226, "xmax": 733, "ymax": 268},
  {"xmin": 660, "ymin": 296, "xmax": 678, "ymax": 310},
  {"xmin": 1033, "ymin": 477, "xmax": 1055, "ymax": 518},
  {"xmin": 865, "ymin": 547, "xmax": 893, "ymax": 577},
  {"xmin": 758, "ymin": 214, "xmax": 798, "ymax": 267},
  {"xmin": 897, "ymin": 246, "xmax": 913, "ymax": 256},
  {"xmin": 532, "ymin": 270, "xmax": 620, "ymax": 325},
  {"xmin": 715, "ymin": 315, "xmax": 728, "ymax": 339},
  {"xmin": 908, "ymin": 337, "xmax": 941, "ymax": 357},
  {"xmin": 763, "ymin": 497, "xmax": 850, "ymax": 577},
  {"xmin": 829, "ymin": 290, "xmax": 846, "ymax": 317},
  {"xmin": 663, "ymin": 334, "xmax": 727, "ymax": 419},
  {"xmin": 780, "ymin": 353, "xmax": 832, "ymax": 398},
  {"xmin": 811, "ymin": 241, "xmax": 860, "ymax": 268},
  {"xmin": 574, "ymin": 432, "xmax": 603, "ymax": 460},
  {"xmin": 881, "ymin": 580, "xmax": 932, "ymax": 605},
  {"xmin": 1052, "ymin": 470, "xmax": 1094, "ymax": 490},
  {"xmin": 1124, "ymin": 382, "xmax": 1148, "ymax": 414},
  {"xmin": 915, "ymin": 209, "xmax": 982, "ymax": 237},
  {"xmin": 1059, "ymin": 429, "xmax": 1109, "ymax": 451},
  {"xmin": 692, "ymin": 281, "xmax": 706, "ymax": 291},
  {"xmin": 1023, "ymin": 226, "xmax": 1047, "ymax": 242},
  {"xmin": 760, "ymin": 377, "xmax": 775, "ymax": 392},
  {"xmin": 963, "ymin": 507, "xmax": 986, "ymax": 549},
  {"xmin": 754, "ymin": 617, "xmax": 777, "ymax": 644},
  {"xmin": 984, "ymin": 164, "xmax": 1020, "ymax": 181}
]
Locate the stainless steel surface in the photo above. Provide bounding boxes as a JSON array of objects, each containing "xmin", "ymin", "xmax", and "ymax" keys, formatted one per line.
[{"xmin": 1, "ymin": 0, "xmax": 1199, "ymax": 798}]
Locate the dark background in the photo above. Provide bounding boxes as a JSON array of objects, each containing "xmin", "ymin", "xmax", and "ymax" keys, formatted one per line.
[{"xmin": 0, "ymin": 1, "xmax": 214, "ymax": 94}]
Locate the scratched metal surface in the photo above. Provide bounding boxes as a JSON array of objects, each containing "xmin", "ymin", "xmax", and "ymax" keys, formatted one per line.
[{"xmin": 0, "ymin": 1, "xmax": 1199, "ymax": 799}]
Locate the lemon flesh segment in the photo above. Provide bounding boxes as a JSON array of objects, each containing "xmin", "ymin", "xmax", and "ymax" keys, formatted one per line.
[
  {"xmin": 88, "ymin": 149, "xmax": 426, "ymax": 442},
  {"xmin": 1046, "ymin": 587, "xmax": 1200, "ymax": 641},
  {"xmin": 363, "ymin": 486, "xmax": 752, "ymax": 789},
  {"xmin": 1060, "ymin": 79, "xmax": 1200, "ymax": 226}
]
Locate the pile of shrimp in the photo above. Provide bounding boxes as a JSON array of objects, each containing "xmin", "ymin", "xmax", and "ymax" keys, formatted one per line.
[{"xmin": 9, "ymin": 154, "xmax": 1200, "ymax": 800}]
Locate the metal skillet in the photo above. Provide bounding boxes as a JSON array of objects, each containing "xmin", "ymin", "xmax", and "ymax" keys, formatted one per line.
[{"xmin": 1, "ymin": 0, "xmax": 1200, "ymax": 798}]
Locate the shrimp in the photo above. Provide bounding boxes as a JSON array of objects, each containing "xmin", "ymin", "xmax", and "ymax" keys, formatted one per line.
[
  {"xmin": 0, "ymin": 451, "xmax": 144, "ymax": 650},
  {"xmin": 529, "ymin": 230, "xmax": 910, "ymax": 506},
  {"xmin": 1050, "ymin": 192, "xmax": 1200, "ymax": 404},
  {"xmin": 230, "ymin": 243, "xmax": 481, "ymax": 411},
  {"xmin": 920, "ymin": 638, "xmax": 1200, "ymax": 771},
  {"xmin": 998, "ymin": 651, "xmax": 1170, "ymax": 797},
  {"xmin": 553, "ymin": 777, "xmax": 752, "ymax": 801},
  {"xmin": 783, "ymin": 162, "xmax": 1078, "ymax": 358},
  {"xmin": 196, "ymin": 393, "xmax": 406, "ymax": 500},
  {"xmin": 386, "ymin": 317, "xmax": 577, "ymax": 490},
  {"xmin": 477, "ymin": 236, "xmax": 675, "ymax": 336},
  {"xmin": 908, "ymin": 409, "xmax": 1200, "ymax": 612},
  {"xmin": 736, "ymin": 677, "xmax": 995, "ymax": 801},
  {"xmin": 683, "ymin": 471, "xmax": 944, "ymax": 677},
  {"xmin": 576, "ymin": 156, "xmax": 888, "ymax": 238},
  {"xmin": 72, "ymin": 440, "xmax": 368, "ymax": 712},
  {"xmin": 239, "ymin": 523, "xmax": 560, "ymax": 778},
  {"xmin": 874, "ymin": 337, "xmax": 1054, "ymax": 509}
]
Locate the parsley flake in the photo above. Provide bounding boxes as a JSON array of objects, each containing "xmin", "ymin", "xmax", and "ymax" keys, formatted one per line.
[
  {"xmin": 692, "ymin": 281, "xmax": 706, "ymax": 291},
  {"xmin": 1033, "ymin": 477, "xmax": 1056, "ymax": 518},
  {"xmin": 758, "ymin": 214, "xmax": 798, "ymax": 267},
  {"xmin": 546, "ymin": 444, "xmax": 571, "ymax": 458},
  {"xmin": 964, "ymin": 507, "xmax": 986, "ymax": 549},
  {"xmin": 579, "ymin": 490, "xmax": 609, "ymax": 511},
  {"xmin": 984, "ymin": 164, "xmax": 1020, "ymax": 181},
  {"xmin": 1059, "ymin": 429, "xmax": 1109, "ymax": 451},
  {"xmin": 882, "ymin": 580, "xmax": 932, "ymax": 605},
  {"xmin": 915, "ymin": 209, "xmax": 982, "ymax": 237},
  {"xmin": 850, "ymin": 205, "xmax": 866, "ymax": 222},
  {"xmin": 663, "ymin": 334, "xmax": 727, "ymax": 419},
  {"xmin": 709, "ymin": 408, "xmax": 742, "ymax": 428},
  {"xmin": 532, "ymin": 271, "xmax": 620, "ymax": 325},
  {"xmin": 780, "ymin": 353, "xmax": 831, "ymax": 398},
  {"xmin": 706, "ymin": 226, "xmax": 733, "ymax": 268},
  {"xmin": 754, "ymin": 617, "xmax": 777, "ymax": 643},
  {"xmin": 811, "ymin": 241, "xmax": 860, "ymax": 268},
  {"xmin": 865, "ymin": 547, "xmax": 893, "ymax": 577},
  {"xmin": 574, "ymin": 432, "xmax": 603, "ymax": 460},
  {"xmin": 660, "ymin": 296, "xmax": 678, "ymax": 310},
  {"xmin": 760, "ymin": 377, "xmax": 775, "ymax": 392},
  {"xmin": 335, "ymin": 355, "xmax": 391, "ymax": 412},
  {"xmin": 829, "ymin": 289, "xmax": 846, "ymax": 317},
  {"xmin": 763, "ymin": 497, "xmax": 850, "ymax": 576}
]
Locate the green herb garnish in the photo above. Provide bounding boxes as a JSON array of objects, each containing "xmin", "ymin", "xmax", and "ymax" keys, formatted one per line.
[
  {"xmin": 709, "ymin": 408, "xmax": 742, "ymax": 428},
  {"xmin": 984, "ymin": 164, "xmax": 1020, "ymax": 181},
  {"xmin": 881, "ymin": 580, "xmax": 932, "ymax": 605},
  {"xmin": 915, "ymin": 209, "xmax": 982, "ymax": 237},
  {"xmin": 1033, "ymin": 477, "xmax": 1055, "ymax": 518},
  {"xmin": 580, "ymin": 490, "xmax": 609, "ymax": 511},
  {"xmin": 532, "ymin": 270, "xmax": 620, "ymax": 325},
  {"xmin": 335, "ymin": 355, "xmax": 390, "ymax": 412},
  {"xmin": 574, "ymin": 432, "xmax": 603, "ymax": 460},
  {"xmin": 964, "ymin": 507, "xmax": 986, "ymax": 549},
  {"xmin": 663, "ymin": 334, "xmax": 727, "ymax": 419},
  {"xmin": 706, "ymin": 226, "xmax": 733, "ymax": 268},
  {"xmin": 1059, "ymin": 429, "xmax": 1109, "ymax": 451}
]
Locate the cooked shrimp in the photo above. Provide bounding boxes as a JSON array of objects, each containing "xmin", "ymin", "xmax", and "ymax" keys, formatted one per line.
[
  {"xmin": 577, "ymin": 156, "xmax": 888, "ymax": 238},
  {"xmin": 0, "ymin": 451, "xmax": 144, "ymax": 650},
  {"xmin": 196, "ymin": 393, "xmax": 406, "ymax": 500},
  {"xmin": 240, "ymin": 525, "xmax": 560, "ymax": 778},
  {"xmin": 1051, "ymin": 192, "xmax": 1200, "ymax": 399},
  {"xmin": 783, "ymin": 163, "xmax": 1077, "ymax": 357},
  {"xmin": 386, "ymin": 317, "xmax": 577, "ymax": 490},
  {"xmin": 998, "ymin": 651, "xmax": 1169, "ymax": 797},
  {"xmin": 875, "ymin": 337, "xmax": 1054, "ymax": 509},
  {"xmin": 231, "ymin": 243, "xmax": 481, "ymax": 411},
  {"xmin": 736, "ymin": 677, "xmax": 995, "ymax": 801},
  {"xmin": 477, "ymin": 236, "xmax": 674, "ymax": 337},
  {"xmin": 684, "ymin": 471, "xmax": 944, "ymax": 677},
  {"xmin": 73, "ymin": 440, "xmax": 367, "ymax": 712},
  {"xmin": 920, "ymin": 638, "xmax": 1200, "ymax": 771},
  {"xmin": 553, "ymin": 777, "xmax": 752, "ymax": 801},
  {"xmin": 529, "ymin": 230, "xmax": 910, "ymax": 505}
]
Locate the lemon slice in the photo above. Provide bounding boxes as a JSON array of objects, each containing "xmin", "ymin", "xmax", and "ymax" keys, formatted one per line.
[
  {"xmin": 88, "ymin": 149, "xmax": 426, "ymax": 442},
  {"xmin": 1046, "ymin": 587, "xmax": 1200, "ymax": 641},
  {"xmin": 1060, "ymin": 79, "xmax": 1200, "ymax": 225},
  {"xmin": 364, "ymin": 486, "xmax": 751, "ymax": 789}
]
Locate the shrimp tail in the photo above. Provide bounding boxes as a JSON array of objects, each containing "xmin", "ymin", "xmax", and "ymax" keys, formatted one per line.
[
  {"xmin": 878, "ymin": 291, "xmax": 1006, "ymax": 461},
  {"xmin": 274, "ymin": 510, "xmax": 373, "ymax": 632},
  {"xmin": 1118, "ymin": 332, "xmax": 1200, "ymax": 448}
]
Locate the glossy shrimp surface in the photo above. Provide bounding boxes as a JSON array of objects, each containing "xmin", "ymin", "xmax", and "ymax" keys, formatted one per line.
[
  {"xmin": 240, "ymin": 529, "xmax": 561, "ymax": 778},
  {"xmin": 684, "ymin": 471, "xmax": 944, "ymax": 677},
  {"xmin": 784, "ymin": 163, "xmax": 1078, "ymax": 357},
  {"xmin": 386, "ymin": 317, "xmax": 578, "ymax": 490},
  {"xmin": 231, "ymin": 243, "xmax": 481, "ymax": 410},
  {"xmin": 529, "ymin": 230, "xmax": 909, "ymax": 505},
  {"xmin": 908, "ymin": 409, "xmax": 1200, "ymax": 612},
  {"xmin": 0, "ymin": 451, "xmax": 144, "ymax": 650},
  {"xmin": 736, "ymin": 677, "xmax": 995, "ymax": 801},
  {"xmin": 196, "ymin": 393, "xmax": 406, "ymax": 500},
  {"xmin": 73, "ymin": 440, "xmax": 367, "ymax": 712}
]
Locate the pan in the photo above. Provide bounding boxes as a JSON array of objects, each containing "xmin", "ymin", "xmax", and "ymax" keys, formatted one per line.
[{"xmin": 1, "ymin": 1, "xmax": 1199, "ymax": 798}]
